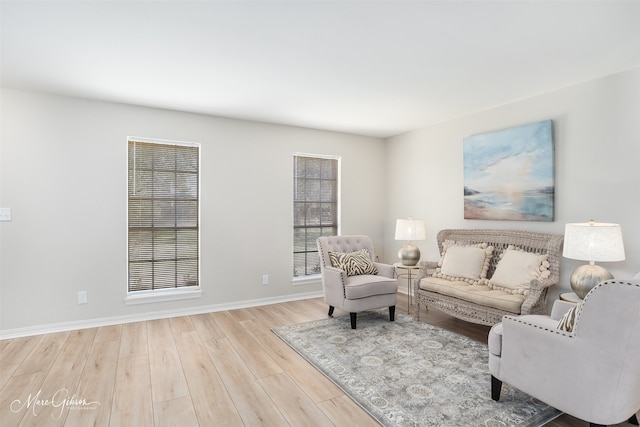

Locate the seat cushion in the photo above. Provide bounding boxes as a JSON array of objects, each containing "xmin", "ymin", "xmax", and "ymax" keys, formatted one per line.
[
  {"xmin": 345, "ymin": 275, "xmax": 398, "ymax": 299},
  {"xmin": 420, "ymin": 277, "xmax": 525, "ymax": 314}
]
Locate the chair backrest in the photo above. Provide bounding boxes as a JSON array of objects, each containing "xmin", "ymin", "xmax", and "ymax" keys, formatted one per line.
[
  {"xmin": 575, "ymin": 280, "xmax": 640, "ymax": 344},
  {"xmin": 574, "ymin": 280, "xmax": 640, "ymax": 414},
  {"xmin": 316, "ymin": 235, "xmax": 376, "ymax": 270},
  {"xmin": 436, "ymin": 229, "xmax": 564, "ymax": 286}
]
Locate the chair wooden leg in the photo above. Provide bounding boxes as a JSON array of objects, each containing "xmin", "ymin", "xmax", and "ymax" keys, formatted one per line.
[
  {"xmin": 350, "ymin": 313, "xmax": 357, "ymax": 329},
  {"xmin": 389, "ymin": 305, "xmax": 395, "ymax": 322},
  {"xmin": 587, "ymin": 416, "xmax": 637, "ymax": 427},
  {"xmin": 328, "ymin": 306, "xmax": 334, "ymax": 317},
  {"xmin": 491, "ymin": 375, "xmax": 502, "ymax": 401}
]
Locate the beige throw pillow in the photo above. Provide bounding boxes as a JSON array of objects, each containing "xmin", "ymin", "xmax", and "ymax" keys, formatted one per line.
[
  {"xmin": 488, "ymin": 247, "xmax": 550, "ymax": 295},
  {"xmin": 434, "ymin": 240, "xmax": 493, "ymax": 285}
]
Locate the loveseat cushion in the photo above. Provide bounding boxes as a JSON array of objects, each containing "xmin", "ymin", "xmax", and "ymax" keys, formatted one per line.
[
  {"xmin": 345, "ymin": 275, "xmax": 398, "ymax": 299},
  {"xmin": 420, "ymin": 277, "xmax": 525, "ymax": 314}
]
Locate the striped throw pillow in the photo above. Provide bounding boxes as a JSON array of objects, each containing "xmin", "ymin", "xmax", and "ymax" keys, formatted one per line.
[
  {"xmin": 557, "ymin": 303, "xmax": 581, "ymax": 332},
  {"xmin": 329, "ymin": 249, "xmax": 378, "ymax": 276}
]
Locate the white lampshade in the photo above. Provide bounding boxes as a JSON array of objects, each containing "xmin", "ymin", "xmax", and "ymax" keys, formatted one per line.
[
  {"xmin": 563, "ymin": 221, "xmax": 625, "ymax": 262},
  {"xmin": 395, "ymin": 218, "xmax": 426, "ymax": 241}
]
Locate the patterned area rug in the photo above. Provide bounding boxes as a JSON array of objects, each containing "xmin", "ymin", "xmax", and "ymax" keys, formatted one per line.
[{"xmin": 273, "ymin": 310, "xmax": 561, "ymax": 427}]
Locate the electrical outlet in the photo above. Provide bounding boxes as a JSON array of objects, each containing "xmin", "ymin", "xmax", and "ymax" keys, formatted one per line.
[
  {"xmin": 77, "ymin": 291, "xmax": 88, "ymax": 304},
  {"xmin": 262, "ymin": 275, "xmax": 269, "ymax": 285}
]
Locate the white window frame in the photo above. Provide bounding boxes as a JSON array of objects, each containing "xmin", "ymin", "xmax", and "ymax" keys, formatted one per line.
[
  {"xmin": 125, "ymin": 137, "xmax": 202, "ymax": 305},
  {"xmin": 293, "ymin": 152, "xmax": 341, "ymax": 281}
]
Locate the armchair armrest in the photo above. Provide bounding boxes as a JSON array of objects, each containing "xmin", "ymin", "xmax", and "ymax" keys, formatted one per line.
[
  {"xmin": 374, "ymin": 262, "xmax": 394, "ymax": 278},
  {"xmin": 496, "ymin": 314, "xmax": 619, "ymax": 417},
  {"xmin": 499, "ymin": 314, "xmax": 577, "ymax": 383},
  {"xmin": 321, "ymin": 266, "xmax": 348, "ymax": 304}
]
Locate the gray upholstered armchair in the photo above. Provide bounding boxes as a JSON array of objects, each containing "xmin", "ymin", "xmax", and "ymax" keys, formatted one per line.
[
  {"xmin": 316, "ymin": 235, "xmax": 397, "ymax": 329},
  {"xmin": 489, "ymin": 279, "xmax": 640, "ymax": 427}
]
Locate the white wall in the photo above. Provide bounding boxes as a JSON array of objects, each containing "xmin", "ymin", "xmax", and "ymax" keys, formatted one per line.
[
  {"xmin": 0, "ymin": 89, "xmax": 387, "ymax": 334},
  {"xmin": 384, "ymin": 67, "xmax": 640, "ymax": 302}
]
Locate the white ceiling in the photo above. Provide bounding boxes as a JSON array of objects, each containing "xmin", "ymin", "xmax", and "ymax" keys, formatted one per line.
[{"xmin": 2, "ymin": 1, "xmax": 640, "ymax": 138}]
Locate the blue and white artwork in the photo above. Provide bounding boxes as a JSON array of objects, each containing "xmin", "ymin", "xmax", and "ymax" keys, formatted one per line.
[{"xmin": 463, "ymin": 120, "xmax": 554, "ymax": 221}]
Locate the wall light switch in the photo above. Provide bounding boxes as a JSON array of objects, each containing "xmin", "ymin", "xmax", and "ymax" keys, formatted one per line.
[
  {"xmin": 262, "ymin": 275, "xmax": 269, "ymax": 285},
  {"xmin": 0, "ymin": 208, "xmax": 11, "ymax": 221}
]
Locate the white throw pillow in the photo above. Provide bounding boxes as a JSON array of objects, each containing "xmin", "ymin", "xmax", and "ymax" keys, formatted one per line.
[
  {"xmin": 488, "ymin": 247, "xmax": 550, "ymax": 295},
  {"xmin": 434, "ymin": 241, "xmax": 493, "ymax": 285}
]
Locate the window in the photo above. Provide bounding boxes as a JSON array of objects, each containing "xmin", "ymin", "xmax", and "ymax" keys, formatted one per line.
[
  {"xmin": 128, "ymin": 138, "xmax": 200, "ymax": 293},
  {"xmin": 293, "ymin": 154, "xmax": 339, "ymax": 277}
]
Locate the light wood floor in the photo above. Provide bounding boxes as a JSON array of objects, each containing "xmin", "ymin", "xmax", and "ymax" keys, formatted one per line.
[{"xmin": 0, "ymin": 294, "xmax": 637, "ymax": 426}]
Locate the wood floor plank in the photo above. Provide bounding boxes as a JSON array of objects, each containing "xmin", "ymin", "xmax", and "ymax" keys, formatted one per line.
[
  {"xmin": 283, "ymin": 299, "xmax": 329, "ymax": 323},
  {"xmin": 241, "ymin": 318, "xmax": 343, "ymax": 403},
  {"xmin": 94, "ymin": 324, "xmax": 122, "ymax": 343},
  {"xmin": 153, "ymin": 396, "xmax": 199, "ymax": 427},
  {"xmin": 210, "ymin": 311, "xmax": 282, "ymax": 378},
  {"xmin": 243, "ymin": 304, "xmax": 286, "ymax": 329},
  {"xmin": 172, "ymin": 331, "xmax": 243, "ymax": 427},
  {"xmin": 203, "ymin": 337, "xmax": 289, "ymax": 427},
  {"xmin": 227, "ymin": 307, "xmax": 254, "ymax": 323},
  {"xmin": 18, "ymin": 328, "xmax": 97, "ymax": 426},
  {"xmin": 64, "ymin": 340, "xmax": 119, "ymax": 427},
  {"xmin": 1, "ymin": 336, "xmax": 43, "ymax": 369},
  {"xmin": 258, "ymin": 372, "xmax": 334, "ymax": 427},
  {"xmin": 190, "ymin": 313, "xmax": 226, "ymax": 342},
  {"xmin": 0, "ymin": 338, "xmax": 11, "ymax": 353},
  {"xmin": 119, "ymin": 321, "xmax": 148, "ymax": 359},
  {"xmin": 0, "ymin": 362, "xmax": 20, "ymax": 390},
  {"xmin": 168, "ymin": 316, "xmax": 194, "ymax": 334},
  {"xmin": 146, "ymin": 319, "xmax": 189, "ymax": 404},
  {"xmin": 14, "ymin": 332, "xmax": 69, "ymax": 376},
  {"xmin": 318, "ymin": 394, "xmax": 381, "ymax": 427},
  {"xmin": 110, "ymin": 355, "xmax": 153, "ymax": 427},
  {"xmin": 0, "ymin": 371, "xmax": 48, "ymax": 427}
]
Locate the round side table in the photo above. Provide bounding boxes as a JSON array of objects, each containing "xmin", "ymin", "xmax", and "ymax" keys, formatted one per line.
[
  {"xmin": 559, "ymin": 292, "xmax": 582, "ymax": 304},
  {"xmin": 394, "ymin": 262, "xmax": 420, "ymax": 314}
]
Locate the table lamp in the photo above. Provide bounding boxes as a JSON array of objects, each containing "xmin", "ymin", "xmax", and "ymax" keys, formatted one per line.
[
  {"xmin": 563, "ymin": 220, "xmax": 625, "ymax": 298},
  {"xmin": 395, "ymin": 217, "xmax": 426, "ymax": 266}
]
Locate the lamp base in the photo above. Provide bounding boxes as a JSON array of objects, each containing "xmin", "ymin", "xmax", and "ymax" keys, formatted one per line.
[
  {"xmin": 398, "ymin": 244, "xmax": 420, "ymax": 266},
  {"xmin": 569, "ymin": 264, "xmax": 613, "ymax": 299}
]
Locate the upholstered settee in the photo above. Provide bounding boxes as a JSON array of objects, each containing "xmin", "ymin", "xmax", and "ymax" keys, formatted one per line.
[{"xmin": 413, "ymin": 229, "xmax": 564, "ymax": 326}]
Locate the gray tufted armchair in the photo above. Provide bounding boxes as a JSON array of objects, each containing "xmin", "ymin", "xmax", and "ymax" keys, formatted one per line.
[
  {"xmin": 489, "ymin": 279, "xmax": 640, "ymax": 427},
  {"xmin": 316, "ymin": 235, "xmax": 397, "ymax": 329}
]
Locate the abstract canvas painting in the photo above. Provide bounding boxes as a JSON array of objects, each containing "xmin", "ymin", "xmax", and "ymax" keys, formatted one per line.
[{"xmin": 463, "ymin": 120, "xmax": 554, "ymax": 221}]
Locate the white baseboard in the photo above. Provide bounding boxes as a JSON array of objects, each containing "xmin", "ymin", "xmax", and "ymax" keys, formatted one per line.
[{"xmin": 0, "ymin": 291, "xmax": 324, "ymax": 340}]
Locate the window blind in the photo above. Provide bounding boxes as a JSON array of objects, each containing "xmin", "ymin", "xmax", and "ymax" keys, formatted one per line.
[
  {"xmin": 128, "ymin": 139, "xmax": 200, "ymax": 292},
  {"xmin": 293, "ymin": 155, "xmax": 339, "ymax": 277}
]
